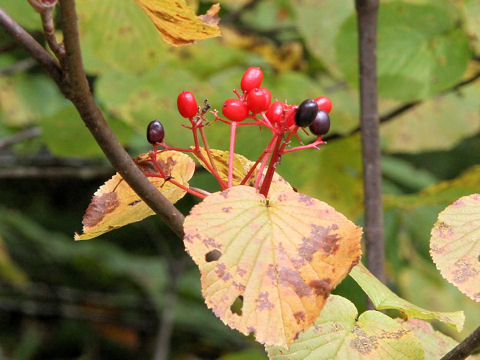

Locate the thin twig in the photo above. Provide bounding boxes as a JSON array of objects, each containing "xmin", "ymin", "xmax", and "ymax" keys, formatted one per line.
[
  {"xmin": 440, "ymin": 326, "xmax": 480, "ymax": 360},
  {"xmin": 0, "ymin": 127, "xmax": 42, "ymax": 149},
  {"xmin": 40, "ymin": 9, "xmax": 65, "ymax": 59},
  {"xmin": 0, "ymin": 58, "xmax": 37, "ymax": 76},
  {"xmin": 355, "ymin": 0, "xmax": 385, "ymax": 291},
  {"xmin": 57, "ymin": 0, "xmax": 186, "ymax": 238}
]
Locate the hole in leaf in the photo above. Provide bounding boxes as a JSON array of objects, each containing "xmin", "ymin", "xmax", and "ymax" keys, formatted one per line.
[
  {"xmin": 230, "ymin": 295, "xmax": 243, "ymax": 316},
  {"xmin": 205, "ymin": 249, "xmax": 222, "ymax": 262}
]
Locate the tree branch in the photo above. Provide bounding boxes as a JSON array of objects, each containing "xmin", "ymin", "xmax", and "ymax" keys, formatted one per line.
[
  {"xmin": 0, "ymin": 3, "xmax": 186, "ymax": 238},
  {"xmin": 441, "ymin": 325, "xmax": 480, "ymax": 360},
  {"xmin": 355, "ymin": 0, "xmax": 385, "ymax": 287}
]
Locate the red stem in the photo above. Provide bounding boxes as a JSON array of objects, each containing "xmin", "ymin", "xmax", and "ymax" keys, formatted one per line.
[
  {"xmin": 199, "ymin": 126, "xmax": 227, "ymax": 189},
  {"xmin": 258, "ymin": 134, "xmax": 282, "ymax": 195},
  {"xmin": 144, "ymin": 173, "xmax": 206, "ymax": 199},
  {"xmin": 241, "ymin": 135, "xmax": 278, "ymax": 186},
  {"xmin": 228, "ymin": 121, "xmax": 238, "ymax": 187}
]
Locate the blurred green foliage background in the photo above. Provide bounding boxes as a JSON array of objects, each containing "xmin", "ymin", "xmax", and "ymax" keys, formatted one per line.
[{"xmin": 0, "ymin": 0, "xmax": 479, "ymax": 358}]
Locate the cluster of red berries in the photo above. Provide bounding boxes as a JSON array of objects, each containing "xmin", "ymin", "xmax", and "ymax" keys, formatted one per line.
[
  {"xmin": 220, "ymin": 67, "xmax": 332, "ymax": 136},
  {"xmin": 145, "ymin": 67, "xmax": 333, "ymax": 198}
]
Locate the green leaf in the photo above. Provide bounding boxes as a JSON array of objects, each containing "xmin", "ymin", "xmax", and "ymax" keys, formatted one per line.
[
  {"xmin": 266, "ymin": 295, "xmax": 424, "ymax": 360},
  {"xmin": 336, "ymin": 2, "xmax": 471, "ymax": 101},
  {"xmin": 76, "ymin": 0, "xmax": 169, "ymax": 73},
  {"xmin": 430, "ymin": 193, "xmax": 480, "ymax": 302},
  {"xmin": 462, "ymin": 0, "xmax": 480, "ymax": 54},
  {"xmin": 0, "ymin": 0, "xmax": 42, "ymax": 29},
  {"xmin": 350, "ymin": 263, "xmax": 465, "ymax": 331},
  {"xmin": 382, "ymin": 155, "xmax": 438, "ymax": 192},
  {"xmin": 40, "ymin": 105, "xmax": 133, "ymax": 158},
  {"xmin": 384, "ymin": 165, "xmax": 480, "ymax": 211},
  {"xmin": 183, "ymin": 185, "xmax": 362, "ymax": 346},
  {"xmin": 381, "ymin": 79, "xmax": 480, "ymax": 153},
  {"xmin": 0, "ymin": 73, "xmax": 68, "ymax": 126},
  {"xmin": 295, "ymin": 0, "xmax": 354, "ymax": 77},
  {"xmin": 402, "ymin": 319, "xmax": 480, "ymax": 360},
  {"xmin": 0, "ymin": 234, "xmax": 28, "ymax": 285}
]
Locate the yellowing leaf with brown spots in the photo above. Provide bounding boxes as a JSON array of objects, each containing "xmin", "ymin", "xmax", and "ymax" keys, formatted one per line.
[
  {"xmin": 75, "ymin": 151, "xmax": 195, "ymax": 240},
  {"xmin": 430, "ymin": 194, "xmax": 480, "ymax": 302},
  {"xmin": 133, "ymin": 0, "xmax": 221, "ymax": 46},
  {"xmin": 194, "ymin": 148, "xmax": 293, "ymax": 195},
  {"xmin": 183, "ymin": 186, "xmax": 362, "ymax": 347},
  {"xmin": 266, "ymin": 295, "xmax": 424, "ymax": 360}
]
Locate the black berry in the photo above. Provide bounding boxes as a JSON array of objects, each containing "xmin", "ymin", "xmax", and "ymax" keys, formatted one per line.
[
  {"xmin": 309, "ymin": 110, "xmax": 330, "ymax": 136},
  {"xmin": 295, "ymin": 99, "xmax": 318, "ymax": 127},
  {"xmin": 147, "ymin": 120, "xmax": 165, "ymax": 144}
]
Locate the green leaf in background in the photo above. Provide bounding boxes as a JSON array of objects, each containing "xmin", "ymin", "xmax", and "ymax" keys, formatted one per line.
[
  {"xmin": 381, "ymin": 79, "xmax": 480, "ymax": 153},
  {"xmin": 218, "ymin": 349, "xmax": 268, "ymax": 360},
  {"xmin": 0, "ymin": 73, "xmax": 68, "ymax": 126},
  {"xmin": 402, "ymin": 319, "xmax": 480, "ymax": 360},
  {"xmin": 350, "ymin": 263, "xmax": 465, "ymax": 331},
  {"xmin": 266, "ymin": 295, "xmax": 424, "ymax": 360},
  {"xmin": 0, "ymin": 234, "xmax": 28, "ymax": 285},
  {"xmin": 294, "ymin": 0, "xmax": 354, "ymax": 78},
  {"xmin": 40, "ymin": 105, "xmax": 133, "ymax": 158},
  {"xmin": 336, "ymin": 1, "xmax": 471, "ymax": 101},
  {"xmin": 280, "ymin": 134, "xmax": 363, "ymax": 220},
  {"xmin": 0, "ymin": 0, "xmax": 42, "ymax": 30},
  {"xmin": 462, "ymin": 0, "xmax": 480, "ymax": 54},
  {"xmin": 76, "ymin": 0, "xmax": 169, "ymax": 74},
  {"xmin": 384, "ymin": 165, "xmax": 480, "ymax": 210},
  {"xmin": 382, "ymin": 155, "xmax": 438, "ymax": 192}
]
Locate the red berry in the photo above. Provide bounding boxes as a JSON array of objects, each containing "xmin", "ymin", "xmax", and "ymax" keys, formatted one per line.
[
  {"xmin": 147, "ymin": 120, "xmax": 165, "ymax": 144},
  {"xmin": 222, "ymin": 99, "xmax": 249, "ymax": 122},
  {"xmin": 266, "ymin": 101, "xmax": 284, "ymax": 124},
  {"xmin": 177, "ymin": 91, "xmax": 198, "ymax": 118},
  {"xmin": 247, "ymin": 88, "xmax": 271, "ymax": 114},
  {"xmin": 240, "ymin": 67, "xmax": 263, "ymax": 92},
  {"xmin": 314, "ymin": 96, "xmax": 332, "ymax": 113},
  {"xmin": 309, "ymin": 110, "xmax": 330, "ymax": 135}
]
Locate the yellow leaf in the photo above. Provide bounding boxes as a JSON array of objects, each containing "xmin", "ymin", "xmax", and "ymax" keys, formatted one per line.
[
  {"xmin": 133, "ymin": 0, "xmax": 221, "ymax": 46},
  {"xmin": 183, "ymin": 185, "xmax": 362, "ymax": 346},
  {"xmin": 75, "ymin": 151, "xmax": 195, "ymax": 240}
]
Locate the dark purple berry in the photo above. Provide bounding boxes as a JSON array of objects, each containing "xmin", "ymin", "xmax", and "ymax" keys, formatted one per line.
[
  {"xmin": 295, "ymin": 99, "xmax": 318, "ymax": 127},
  {"xmin": 147, "ymin": 120, "xmax": 165, "ymax": 144},
  {"xmin": 309, "ymin": 110, "xmax": 330, "ymax": 136}
]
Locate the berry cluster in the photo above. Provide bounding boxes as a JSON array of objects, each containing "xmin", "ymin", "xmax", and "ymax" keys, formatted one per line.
[{"xmin": 145, "ymin": 67, "xmax": 332, "ymax": 198}]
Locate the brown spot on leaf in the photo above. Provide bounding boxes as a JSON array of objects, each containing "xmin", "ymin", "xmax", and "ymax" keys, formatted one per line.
[
  {"xmin": 350, "ymin": 328, "xmax": 378, "ymax": 354},
  {"xmin": 222, "ymin": 207, "xmax": 232, "ymax": 213},
  {"xmin": 452, "ymin": 259, "xmax": 479, "ymax": 284},
  {"xmin": 279, "ymin": 268, "xmax": 312, "ymax": 297},
  {"xmin": 255, "ymin": 292, "xmax": 274, "ymax": 311},
  {"xmin": 83, "ymin": 192, "xmax": 119, "ymax": 228},
  {"xmin": 233, "ymin": 281, "xmax": 246, "ymax": 291},
  {"xmin": 309, "ymin": 278, "xmax": 332, "ymax": 296},
  {"xmin": 215, "ymin": 263, "xmax": 226, "ymax": 278},
  {"xmin": 237, "ymin": 268, "xmax": 247, "ymax": 277},
  {"xmin": 297, "ymin": 225, "xmax": 340, "ymax": 265},
  {"xmin": 128, "ymin": 200, "xmax": 142, "ymax": 206},
  {"xmin": 435, "ymin": 222, "xmax": 454, "ymax": 239},
  {"xmin": 293, "ymin": 311, "xmax": 305, "ymax": 324},
  {"xmin": 203, "ymin": 236, "xmax": 222, "ymax": 249},
  {"xmin": 298, "ymin": 193, "xmax": 314, "ymax": 206}
]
